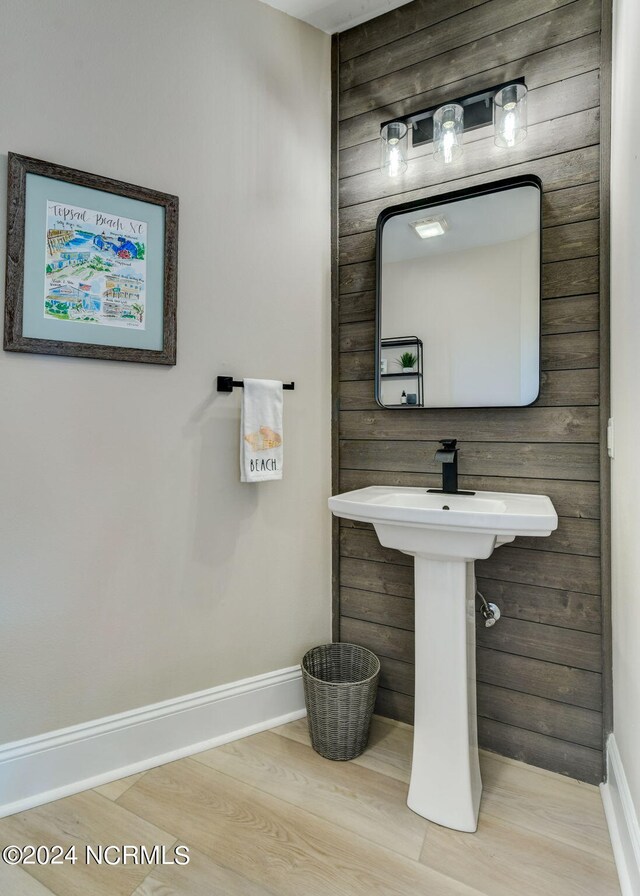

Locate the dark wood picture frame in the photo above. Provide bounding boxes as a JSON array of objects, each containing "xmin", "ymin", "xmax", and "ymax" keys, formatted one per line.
[{"xmin": 4, "ymin": 152, "xmax": 178, "ymax": 365}]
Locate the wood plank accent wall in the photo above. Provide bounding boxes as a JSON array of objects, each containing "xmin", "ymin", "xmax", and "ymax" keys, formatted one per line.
[{"xmin": 333, "ymin": 0, "xmax": 611, "ymax": 784}]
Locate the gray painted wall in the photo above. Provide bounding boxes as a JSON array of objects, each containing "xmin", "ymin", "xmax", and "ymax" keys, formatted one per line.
[{"xmin": 0, "ymin": 0, "xmax": 332, "ymax": 744}]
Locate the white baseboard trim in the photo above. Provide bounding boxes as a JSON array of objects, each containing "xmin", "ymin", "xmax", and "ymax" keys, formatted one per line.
[
  {"xmin": 600, "ymin": 734, "xmax": 640, "ymax": 896},
  {"xmin": 0, "ymin": 665, "xmax": 305, "ymax": 818}
]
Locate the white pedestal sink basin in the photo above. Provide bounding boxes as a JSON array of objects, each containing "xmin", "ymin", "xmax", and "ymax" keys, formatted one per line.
[{"xmin": 329, "ymin": 486, "xmax": 558, "ymax": 832}]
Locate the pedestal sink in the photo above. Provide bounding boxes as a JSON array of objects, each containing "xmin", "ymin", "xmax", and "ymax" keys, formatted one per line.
[{"xmin": 328, "ymin": 486, "xmax": 558, "ymax": 832}]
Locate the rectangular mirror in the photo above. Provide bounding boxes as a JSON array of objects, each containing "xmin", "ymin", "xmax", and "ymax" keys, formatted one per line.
[{"xmin": 375, "ymin": 175, "xmax": 541, "ymax": 409}]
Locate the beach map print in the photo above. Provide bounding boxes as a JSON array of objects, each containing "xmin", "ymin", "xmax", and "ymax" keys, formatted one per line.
[{"xmin": 45, "ymin": 200, "xmax": 147, "ymax": 329}]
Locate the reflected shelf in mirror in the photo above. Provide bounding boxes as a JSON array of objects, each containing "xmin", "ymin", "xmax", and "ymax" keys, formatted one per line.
[{"xmin": 380, "ymin": 335, "xmax": 424, "ymax": 407}]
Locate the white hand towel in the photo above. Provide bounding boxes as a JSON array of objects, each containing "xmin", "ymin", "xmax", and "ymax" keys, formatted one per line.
[{"xmin": 240, "ymin": 379, "xmax": 283, "ymax": 482}]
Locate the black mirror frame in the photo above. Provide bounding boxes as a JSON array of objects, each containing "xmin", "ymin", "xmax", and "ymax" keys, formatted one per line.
[{"xmin": 374, "ymin": 173, "xmax": 543, "ymax": 410}]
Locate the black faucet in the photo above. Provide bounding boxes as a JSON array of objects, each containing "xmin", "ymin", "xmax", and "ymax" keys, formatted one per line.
[{"xmin": 428, "ymin": 439, "xmax": 475, "ymax": 495}]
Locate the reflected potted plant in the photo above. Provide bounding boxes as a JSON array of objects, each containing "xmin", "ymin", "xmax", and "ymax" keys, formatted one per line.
[{"xmin": 397, "ymin": 351, "xmax": 417, "ymax": 373}]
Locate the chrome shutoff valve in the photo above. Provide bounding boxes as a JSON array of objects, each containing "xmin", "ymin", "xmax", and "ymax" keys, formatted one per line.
[{"xmin": 476, "ymin": 590, "xmax": 501, "ymax": 628}]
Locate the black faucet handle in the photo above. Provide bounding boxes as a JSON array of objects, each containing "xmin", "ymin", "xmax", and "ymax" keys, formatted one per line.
[{"xmin": 439, "ymin": 439, "xmax": 458, "ymax": 450}]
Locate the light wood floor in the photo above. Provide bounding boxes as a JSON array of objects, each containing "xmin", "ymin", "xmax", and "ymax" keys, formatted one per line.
[{"xmin": 0, "ymin": 716, "xmax": 620, "ymax": 895}]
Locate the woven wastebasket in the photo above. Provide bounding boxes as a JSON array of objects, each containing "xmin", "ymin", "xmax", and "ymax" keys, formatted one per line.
[{"xmin": 302, "ymin": 643, "xmax": 380, "ymax": 761}]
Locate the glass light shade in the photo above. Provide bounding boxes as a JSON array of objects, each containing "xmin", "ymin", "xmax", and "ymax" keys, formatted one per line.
[
  {"xmin": 494, "ymin": 83, "xmax": 528, "ymax": 148},
  {"xmin": 433, "ymin": 104, "xmax": 464, "ymax": 164},
  {"xmin": 380, "ymin": 121, "xmax": 408, "ymax": 177}
]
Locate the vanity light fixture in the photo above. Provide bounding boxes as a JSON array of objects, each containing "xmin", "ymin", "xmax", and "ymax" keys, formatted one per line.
[
  {"xmin": 410, "ymin": 216, "xmax": 449, "ymax": 239},
  {"xmin": 380, "ymin": 79, "xmax": 527, "ymax": 177}
]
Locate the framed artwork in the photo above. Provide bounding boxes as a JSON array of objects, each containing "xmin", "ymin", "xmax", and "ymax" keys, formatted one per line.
[{"xmin": 4, "ymin": 153, "xmax": 178, "ymax": 364}]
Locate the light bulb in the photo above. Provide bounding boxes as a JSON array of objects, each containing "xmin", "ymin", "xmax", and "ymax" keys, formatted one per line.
[
  {"xmin": 388, "ymin": 145, "xmax": 401, "ymax": 177},
  {"xmin": 443, "ymin": 125, "xmax": 455, "ymax": 164},
  {"xmin": 503, "ymin": 109, "xmax": 516, "ymax": 146}
]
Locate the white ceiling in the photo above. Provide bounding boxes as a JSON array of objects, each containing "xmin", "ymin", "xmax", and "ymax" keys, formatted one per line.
[{"xmin": 258, "ymin": 0, "xmax": 414, "ymax": 34}]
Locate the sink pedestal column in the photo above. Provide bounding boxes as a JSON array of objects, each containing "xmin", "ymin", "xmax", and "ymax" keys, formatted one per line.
[{"xmin": 407, "ymin": 556, "xmax": 482, "ymax": 832}]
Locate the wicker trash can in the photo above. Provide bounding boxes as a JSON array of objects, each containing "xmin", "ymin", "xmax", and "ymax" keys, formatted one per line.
[{"xmin": 302, "ymin": 643, "xmax": 380, "ymax": 761}]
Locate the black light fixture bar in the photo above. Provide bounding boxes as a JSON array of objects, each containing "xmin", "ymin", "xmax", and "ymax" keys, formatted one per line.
[{"xmin": 381, "ymin": 77, "xmax": 526, "ymax": 148}]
